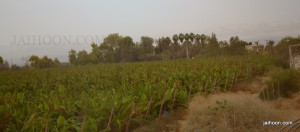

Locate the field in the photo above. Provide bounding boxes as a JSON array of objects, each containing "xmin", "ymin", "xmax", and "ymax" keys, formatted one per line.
[{"xmin": 0, "ymin": 56, "xmax": 276, "ymax": 131}]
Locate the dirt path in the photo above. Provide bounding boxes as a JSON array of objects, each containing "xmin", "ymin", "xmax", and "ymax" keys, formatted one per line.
[{"xmin": 134, "ymin": 77, "xmax": 300, "ymax": 132}]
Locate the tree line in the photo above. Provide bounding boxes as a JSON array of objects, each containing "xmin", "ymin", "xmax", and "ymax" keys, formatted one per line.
[
  {"xmin": 0, "ymin": 55, "xmax": 61, "ymax": 70},
  {"xmin": 0, "ymin": 56, "xmax": 9, "ymax": 70},
  {"xmin": 68, "ymin": 33, "xmax": 253, "ymax": 65},
  {"xmin": 1, "ymin": 34, "xmax": 299, "ymax": 70},
  {"xmin": 28, "ymin": 55, "xmax": 61, "ymax": 68}
]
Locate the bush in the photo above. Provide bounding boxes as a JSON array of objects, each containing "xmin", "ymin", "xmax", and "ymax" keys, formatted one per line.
[
  {"xmin": 273, "ymin": 36, "xmax": 300, "ymax": 68},
  {"xmin": 180, "ymin": 93, "xmax": 297, "ymax": 132},
  {"xmin": 259, "ymin": 68, "xmax": 300, "ymax": 100}
]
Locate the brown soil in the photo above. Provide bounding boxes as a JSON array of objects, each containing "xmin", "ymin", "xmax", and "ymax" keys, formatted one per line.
[
  {"xmin": 133, "ymin": 77, "xmax": 300, "ymax": 132},
  {"xmin": 133, "ymin": 108, "xmax": 186, "ymax": 132},
  {"xmin": 272, "ymin": 93, "xmax": 300, "ymax": 110},
  {"xmin": 231, "ymin": 76, "xmax": 270, "ymax": 94}
]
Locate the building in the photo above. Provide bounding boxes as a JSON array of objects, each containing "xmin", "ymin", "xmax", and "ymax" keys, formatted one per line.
[
  {"xmin": 292, "ymin": 55, "xmax": 300, "ymax": 69},
  {"xmin": 245, "ymin": 45, "xmax": 265, "ymax": 53},
  {"xmin": 289, "ymin": 44, "xmax": 300, "ymax": 69}
]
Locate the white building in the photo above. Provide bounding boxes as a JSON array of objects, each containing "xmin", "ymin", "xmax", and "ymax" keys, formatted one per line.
[{"xmin": 293, "ymin": 55, "xmax": 300, "ymax": 69}]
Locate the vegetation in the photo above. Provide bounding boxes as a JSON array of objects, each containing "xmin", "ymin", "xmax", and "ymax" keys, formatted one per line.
[
  {"xmin": 259, "ymin": 68, "xmax": 300, "ymax": 100},
  {"xmin": 274, "ymin": 36, "xmax": 300, "ymax": 67},
  {"xmin": 1, "ymin": 33, "xmax": 299, "ymax": 131},
  {"xmin": 180, "ymin": 93, "xmax": 295, "ymax": 132},
  {"xmin": 68, "ymin": 33, "xmax": 251, "ymax": 65},
  {"xmin": 0, "ymin": 56, "xmax": 9, "ymax": 71},
  {"xmin": 0, "ymin": 56, "xmax": 3, "ymax": 65},
  {"xmin": 0, "ymin": 55, "xmax": 275, "ymax": 131},
  {"xmin": 28, "ymin": 55, "xmax": 61, "ymax": 68}
]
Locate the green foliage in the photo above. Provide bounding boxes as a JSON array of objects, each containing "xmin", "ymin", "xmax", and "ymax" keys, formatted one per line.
[
  {"xmin": 141, "ymin": 36, "xmax": 154, "ymax": 54},
  {"xmin": 208, "ymin": 100, "xmax": 233, "ymax": 115},
  {"xmin": 227, "ymin": 36, "xmax": 247, "ymax": 55},
  {"xmin": 0, "ymin": 56, "xmax": 3, "ymax": 65},
  {"xmin": 83, "ymin": 117, "xmax": 98, "ymax": 132},
  {"xmin": 0, "ymin": 55, "xmax": 275, "ymax": 131},
  {"xmin": 156, "ymin": 37, "xmax": 171, "ymax": 54},
  {"xmin": 77, "ymin": 50, "xmax": 89, "ymax": 65},
  {"xmin": 68, "ymin": 49, "xmax": 77, "ymax": 65},
  {"xmin": 28, "ymin": 55, "xmax": 61, "ymax": 68},
  {"xmin": 0, "ymin": 56, "xmax": 9, "ymax": 71},
  {"xmin": 203, "ymin": 33, "xmax": 221, "ymax": 56},
  {"xmin": 259, "ymin": 68, "xmax": 300, "ymax": 100},
  {"xmin": 274, "ymin": 36, "xmax": 300, "ymax": 68},
  {"xmin": 67, "ymin": 33, "xmax": 255, "ymax": 65}
]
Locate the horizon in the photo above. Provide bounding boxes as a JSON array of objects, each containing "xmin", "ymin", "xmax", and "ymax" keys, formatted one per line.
[{"xmin": 1, "ymin": 0, "xmax": 300, "ymax": 65}]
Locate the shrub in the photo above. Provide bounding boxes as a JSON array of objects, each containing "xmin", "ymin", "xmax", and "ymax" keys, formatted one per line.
[
  {"xmin": 259, "ymin": 68, "xmax": 300, "ymax": 100},
  {"xmin": 180, "ymin": 93, "xmax": 297, "ymax": 132}
]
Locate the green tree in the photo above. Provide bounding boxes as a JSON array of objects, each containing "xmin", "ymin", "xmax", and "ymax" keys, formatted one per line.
[
  {"xmin": 172, "ymin": 34, "xmax": 179, "ymax": 45},
  {"xmin": 178, "ymin": 33, "xmax": 185, "ymax": 45},
  {"xmin": 0, "ymin": 56, "xmax": 9, "ymax": 70},
  {"xmin": 0, "ymin": 56, "xmax": 4, "ymax": 66},
  {"xmin": 53, "ymin": 58, "xmax": 61, "ymax": 67},
  {"xmin": 193, "ymin": 34, "xmax": 202, "ymax": 55},
  {"xmin": 69, "ymin": 49, "xmax": 77, "ymax": 65},
  {"xmin": 200, "ymin": 34, "xmax": 208, "ymax": 47},
  {"xmin": 89, "ymin": 43, "xmax": 102, "ymax": 64},
  {"xmin": 100, "ymin": 33, "xmax": 122, "ymax": 62},
  {"xmin": 274, "ymin": 36, "xmax": 300, "ymax": 67},
  {"xmin": 204, "ymin": 33, "xmax": 221, "ymax": 56},
  {"xmin": 228, "ymin": 36, "xmax": 247, "ymax": 55},
  {"xmin": 266, "ymin": 40, "xmax": 275, "ymax": 54},
  {"xmin": 77, "ymin": 50, "xmax": 89, "ymax": 65},
  {"xmin": 171, "ymin": 34, "xmax": 181, "ymax": 59},
  {"xmin": 194, "ymin": 34, "xmax": 201, "ymax": 46},
  {"xmin": 118, "ymin": 36, "xmax": 135, "ymax": 62},
  {"xmin": 29, "ymin": 55, "xmax": 59, "ymax": 68},
  {"xmin": 0, "ymin": 56, "xmax": 3, "ymax": 65},
  {"xmin": 183, "ymin": 33, "xmax": 191, "ymax": 59},
  {"xmin": 140, "ymin": 36, "xmax": 154, "ymax": 54},
  {"xmin": 40, "ymin": 56, "xmax": 54, "ymax": 68},
  {"xmin": 28, "ymin": 55, "xmax": 40, "ymax": 68},
  {"xmin": 156, "ymin": 37, "xmax": 171, "ymax": 54},
  {"xmin": 189, "ymin": 33, "xmax": 195, "ymax": 43},
  {"xmin": 219, "ymin": 41, "xmax": 229, "ymax": 56}
]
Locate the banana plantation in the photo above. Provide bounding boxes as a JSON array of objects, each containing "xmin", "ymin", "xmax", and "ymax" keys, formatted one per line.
[{"xmin": 0, "ymin": 55, "xmax": 276, "ymax": 131}]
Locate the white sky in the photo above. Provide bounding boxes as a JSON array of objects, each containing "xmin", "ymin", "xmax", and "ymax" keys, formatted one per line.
[{"xmin": 0, "ymin": 0, "xmax": 300, "ymax": 65}]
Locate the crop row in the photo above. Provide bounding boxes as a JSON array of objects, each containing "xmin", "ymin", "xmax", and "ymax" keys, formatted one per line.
[{"xmin": 0, "ymin": 56, "xmax": 275, "ymax": 131}]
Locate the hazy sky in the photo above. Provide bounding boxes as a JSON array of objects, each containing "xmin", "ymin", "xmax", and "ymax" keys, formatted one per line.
[{"xmin": 1, "ymin": 0, "xmax": 300, "ymax": 65}]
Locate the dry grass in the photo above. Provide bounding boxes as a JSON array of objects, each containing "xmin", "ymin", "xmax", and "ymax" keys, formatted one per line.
[
  {"xmin": 273, "ymin": 93, "xmax": 300, "ymax": 110},
  {"xmin": 180, "ymin": 93, "xmax": 300, "ymax": 132},
  {"xmin": 259, "ymin": 68, "xmax": 300, "ymax": 100},
  {"xmin": 232, "ymin": 76, "xmax": 270, "ymax": 94}
]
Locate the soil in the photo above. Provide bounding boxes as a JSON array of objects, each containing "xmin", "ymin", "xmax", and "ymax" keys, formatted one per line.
[{"xmin": 133, "ymin": 76, "xmax": 300, "ymax": 132}]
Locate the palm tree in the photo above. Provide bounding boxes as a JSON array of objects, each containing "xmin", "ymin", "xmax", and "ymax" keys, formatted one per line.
[
  {"xmin": 178, "ymin": 33, "xmax": 185, "ymax": 45},
  {"xmin": 0, "ymin": 56, "xmax": 3, "ymax": 65},
  {"xmin": 165, "ymin": 37, "xmax": 171, "ymax": 48},
  {"xmin": 189, "ymin": 33, "xmax": 195, "ymax": 57},
  {"xmin": 266, "ymin": 40, "xmax": 275, "ymax": 54},
  {"xmin": 200, "ymin": 34, "xmax": 206, "ymax": 47},
  {"xmin": 195, "ymin": 34, "xmax": 201, "ymax": 45},
  {"xmin": 189, "ymin": 33, "xmax": 195, "ymax": 43},
  {"xmin": 172, "ymin": 34, "xmax": 179, "ymax": 46},
  {"xmin": 184, "ymin": 33, "xmax": 189, "ymax": 42},
  {"xmin": 184, "ymin": 33, "xmax": 191, "ymax": 59},
  {"xmin": 171, "ymin": 34, "xmax": 179, "ymax": 59},
  {"xmin": 194, "ymin": 34, "xmax": 201, "ymax": 54}
]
